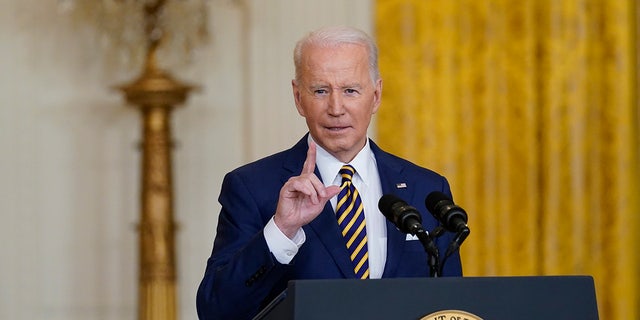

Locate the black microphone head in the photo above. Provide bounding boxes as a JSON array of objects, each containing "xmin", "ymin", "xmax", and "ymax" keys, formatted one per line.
[
  {"xmin": 425, "ymin": 191, "xmax": 468, "ymax": 232},
  {"xmin": 378, "ymin": 194, "xmax": 422, "ymax": 234},
  {"xmin": 425, "ymin": 191, "xmax": 450, "ymax": 213},
  {"xmin": 378, "ymin": 194, "xmax": 403, "ymax": 220}
]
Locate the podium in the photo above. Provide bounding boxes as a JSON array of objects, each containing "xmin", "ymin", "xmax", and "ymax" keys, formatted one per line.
[{"xmin": 254, "ymin": 276, "xmax": 598, "ymax": 320}]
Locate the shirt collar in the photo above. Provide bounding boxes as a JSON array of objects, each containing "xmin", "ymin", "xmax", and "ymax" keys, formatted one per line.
[{"xmin": 309, "ymin": 135, "xmax": 376, "ymax": 187}]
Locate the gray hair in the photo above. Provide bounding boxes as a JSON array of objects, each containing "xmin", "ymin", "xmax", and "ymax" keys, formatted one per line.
[{"xmin": 293, "ymin": 26, "xmax": 380, "ymax": 83}]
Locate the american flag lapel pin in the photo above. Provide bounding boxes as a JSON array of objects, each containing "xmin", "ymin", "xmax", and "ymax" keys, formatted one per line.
[{"xmin": 396, "ymin": 182, "xmax": 407, "ymax": 189}]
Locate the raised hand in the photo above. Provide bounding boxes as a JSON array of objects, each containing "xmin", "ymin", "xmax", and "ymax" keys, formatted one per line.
[{"xmin": 274, "ymin": 141, "xmax": 341, "ymax": 238}]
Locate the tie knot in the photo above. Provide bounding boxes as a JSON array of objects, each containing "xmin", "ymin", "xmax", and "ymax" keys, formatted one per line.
[{"xmin": 339, "ymin": 165, "xmax": 356, "ymax": 183}]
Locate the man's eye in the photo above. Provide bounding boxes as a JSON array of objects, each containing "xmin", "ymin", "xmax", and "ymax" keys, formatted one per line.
[
  {"xmin": 345, "ymin": 88, "xmax": 359, "ymax": 95},
  {"xmin": 314, "ymin": 89, "xmax": 328, "ymax": 95}
]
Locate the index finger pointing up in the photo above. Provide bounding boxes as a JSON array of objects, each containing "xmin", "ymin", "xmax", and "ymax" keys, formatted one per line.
[{"xmin": 301, "ymin": 140, "xmax": 317, "ymax": 174}]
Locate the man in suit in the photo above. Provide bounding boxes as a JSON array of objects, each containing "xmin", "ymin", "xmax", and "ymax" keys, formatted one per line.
[{"xmin": 196, "ymin": 26, "xmax": 462, "ymax": 320}]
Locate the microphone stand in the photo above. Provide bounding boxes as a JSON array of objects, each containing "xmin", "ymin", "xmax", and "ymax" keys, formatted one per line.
[
  {"xmin": 438, "ymin": 227, "xmax": 470, "ymax": 276},
  {"xmin": 414, "ymin": 228, "xmax": 440, "ymax": 277}
]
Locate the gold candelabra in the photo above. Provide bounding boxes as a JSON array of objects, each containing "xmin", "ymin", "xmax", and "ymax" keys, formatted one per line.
[
  {"xmin": 117, "ymin": 1, "xmax": 193, "ymax": 319},
  {"xmin": 61, "ymin": 1, "xmax": 207, "ymax": 318}
]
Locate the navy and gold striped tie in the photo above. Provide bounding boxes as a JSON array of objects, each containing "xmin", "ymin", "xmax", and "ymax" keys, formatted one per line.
[{"xmin": 336, "ymin": 165, "xmax": 369, "ymax": 279}]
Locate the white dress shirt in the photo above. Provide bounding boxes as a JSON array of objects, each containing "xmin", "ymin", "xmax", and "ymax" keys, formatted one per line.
[{"xmin": 264, "ymin": 136, "xmax": 387, "ymax": 279}]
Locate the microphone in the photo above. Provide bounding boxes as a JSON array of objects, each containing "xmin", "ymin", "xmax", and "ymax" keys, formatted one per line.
[
  {"xmin": 425, "ymin": 191, "xmax": 468, "ymax": 233},
  {"xmin": 378, "ymin": 194, "xmax": 424, "ymax": 235},
  {"xmin": 379, "ymin": 194, "xmax": 440, "ymax": 277},
  {"xmin": 425, "ymin": 191, "xmax": 470, "ymax": 262}
]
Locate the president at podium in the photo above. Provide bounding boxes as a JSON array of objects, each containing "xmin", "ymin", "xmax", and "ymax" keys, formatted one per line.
[{"xmin": 196, "ymin": 26, "xmax": 463, "ymax": 320}]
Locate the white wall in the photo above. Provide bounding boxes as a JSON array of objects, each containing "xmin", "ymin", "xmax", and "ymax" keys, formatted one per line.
[{"xmin": 0, "ymin": 0, "xmax": 373, "ymax": 319}]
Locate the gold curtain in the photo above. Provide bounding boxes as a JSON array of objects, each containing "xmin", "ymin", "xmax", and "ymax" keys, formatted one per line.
[{"xmin": 375, "ymin": 0, "xmax": 639, "ymax": 318}]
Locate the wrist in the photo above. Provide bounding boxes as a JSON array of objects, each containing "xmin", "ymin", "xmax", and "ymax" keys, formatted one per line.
[{"xmin": 273, "ymin": 214, "xmax": 299, "ymax": 239}]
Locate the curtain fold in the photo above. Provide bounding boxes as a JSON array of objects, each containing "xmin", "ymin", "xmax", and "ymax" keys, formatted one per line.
[{"xmin": 375, "ymin": 1, "xmax": 639, "ymax": 318}]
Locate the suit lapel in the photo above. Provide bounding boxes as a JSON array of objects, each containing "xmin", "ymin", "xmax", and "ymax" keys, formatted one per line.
[{"xmin": 371, "ymin": 142, "xmax": 413, "ymax": 278}]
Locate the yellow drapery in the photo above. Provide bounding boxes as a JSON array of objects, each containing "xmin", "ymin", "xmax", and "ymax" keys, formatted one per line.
[{"xmin": 375, "ymin": 0, "xmax": 639, "ymax": 318}]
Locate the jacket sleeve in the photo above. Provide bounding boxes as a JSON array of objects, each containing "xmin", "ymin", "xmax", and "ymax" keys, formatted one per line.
[{"xmin": 196, "ymin": 171, "xmax": 291, "ymax": 320}]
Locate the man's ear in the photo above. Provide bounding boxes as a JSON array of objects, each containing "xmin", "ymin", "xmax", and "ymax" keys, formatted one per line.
[
  {"xmin": 372, "ymin": 78, "xmax": 383, "ymax": 114},
  {"xmin": 292, "ymin": 79, "xmax": 306, "ymax": 117}
]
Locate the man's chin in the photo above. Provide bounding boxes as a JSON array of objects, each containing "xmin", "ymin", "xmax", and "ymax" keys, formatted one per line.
[{"xmin": 315, "ymin": 139, "xmax": 365, "ymax": 162}]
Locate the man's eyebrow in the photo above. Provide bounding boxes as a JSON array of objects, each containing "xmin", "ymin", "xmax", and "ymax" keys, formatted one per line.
[
  {"xmin": 307, "ymin": 84, "xmax": 329, "ymax": 92},
  {"xmin": 307, "ymin": 83, "xmax": 362, "ymax": 91},
  {"xmin": 341, "ymin": 83, "xmax": 363, "ymax": 89}
]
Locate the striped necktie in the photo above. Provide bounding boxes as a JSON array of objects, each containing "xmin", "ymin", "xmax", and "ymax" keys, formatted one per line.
[{"xmin": 336, "ymin": 165, "xmax": 369, "ymax": 279}]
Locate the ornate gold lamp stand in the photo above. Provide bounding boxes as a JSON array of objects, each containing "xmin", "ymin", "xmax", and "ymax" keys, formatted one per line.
[{"xmin": 117, "ymin": 1, "xmax": 192, "ymax": 319}]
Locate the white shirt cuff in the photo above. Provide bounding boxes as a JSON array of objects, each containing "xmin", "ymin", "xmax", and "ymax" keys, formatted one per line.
[{"xmin": 264, "ymin": 216, "xmax": 306, "ymax": 264}]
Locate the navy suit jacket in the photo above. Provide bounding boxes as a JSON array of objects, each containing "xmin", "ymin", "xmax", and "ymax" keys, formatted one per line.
[{"xmin": 196, "ymin": 135, "xmax": 463, "ymax": 319}]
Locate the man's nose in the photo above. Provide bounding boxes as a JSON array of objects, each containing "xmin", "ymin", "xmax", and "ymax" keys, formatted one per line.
[{"xmin": 328, "ymin": 92, "xmax": 345, "ymax": 116}]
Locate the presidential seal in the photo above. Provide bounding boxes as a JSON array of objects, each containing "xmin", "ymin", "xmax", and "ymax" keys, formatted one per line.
[{"xmin": 421, "ymin": 309, "xmax": 483, "ymax": 320}]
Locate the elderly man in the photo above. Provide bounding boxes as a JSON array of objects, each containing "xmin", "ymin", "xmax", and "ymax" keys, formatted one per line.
[{"xmin": 196, "ymin": 26, "xmax": 462, "ymax": 320}]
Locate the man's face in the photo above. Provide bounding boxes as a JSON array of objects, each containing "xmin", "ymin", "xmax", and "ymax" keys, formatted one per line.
[{"xmin": 292, "ymin": 43, "xmax": 382, "ymax": 163}]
